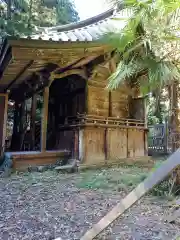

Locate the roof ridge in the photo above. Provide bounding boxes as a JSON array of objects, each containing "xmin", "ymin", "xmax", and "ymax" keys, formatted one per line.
[
  {"xmin": 25, "ymin": 3, "xmax": 129, "ymax": 42},
  {"xmin": 37, "ymin": 7, "xmax": 118, "ymax": 34}
]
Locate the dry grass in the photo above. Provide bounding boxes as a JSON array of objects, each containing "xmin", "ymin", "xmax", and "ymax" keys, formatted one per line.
[{"xmin": 76, "ymin": 165, "xmax": 148, "ymax": 193}]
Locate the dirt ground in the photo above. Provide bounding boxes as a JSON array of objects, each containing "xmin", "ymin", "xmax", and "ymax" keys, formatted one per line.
[{"xmin": 0, "ymin": 167, "xmax": 179, "ymax": 240}]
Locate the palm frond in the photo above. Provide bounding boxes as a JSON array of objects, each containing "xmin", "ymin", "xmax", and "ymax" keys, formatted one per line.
[
  {"xmin": 101, "ymin": 31, "xmax": 136, "ymax": 51},
  {"xmin": 104, "ymin": 0, "xmax": 180, "ymax": 95},
  {"xmin": 107, "ymin": 57, "xmax": 144, "ymax": 89},
  {"xmin": 108, "ymin": 52, "xmax": 180, "ymax": 95}
]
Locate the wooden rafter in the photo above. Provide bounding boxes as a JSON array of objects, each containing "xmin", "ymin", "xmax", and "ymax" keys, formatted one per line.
[
  {"xmin": 4, "ymin": 60, "xmax": 34, "ymax": 92},
  {"xmin": 72, "ymin": 55, "xmax": 107, "ymax": 68}
]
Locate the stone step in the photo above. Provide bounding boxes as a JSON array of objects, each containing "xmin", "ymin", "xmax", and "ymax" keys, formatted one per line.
[{"xmin": 55, "ymin": 159, "xmax": 79, "ymax": 173}]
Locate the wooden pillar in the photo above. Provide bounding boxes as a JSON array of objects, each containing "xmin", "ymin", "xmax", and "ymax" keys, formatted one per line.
[
  {"xmin": 0, "ymin": 94, "xmax": 8, "ymax": 156},
  {"xmin": 41, "ymin": 87, "xmax": 49, "ymax": 152},
  {"xmin": 11, "ymin": 101, "xmax": 19, "ymax": 151},
  {"xmin": 30, "ymin": 93, "xmax": 37, "ymax": 150},
  {"xmin": 109, "ymin": 58, "xmax": 116, "ymax": 117}
]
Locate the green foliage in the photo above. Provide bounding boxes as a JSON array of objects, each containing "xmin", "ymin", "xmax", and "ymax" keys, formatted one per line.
[
  {"xmin": 36, "ymin": 95, "xmax": 43, "ymax": 121},
  {"xmin": 0, "ymin": 0, "xmax": 32, "ymax": 36},
  {"xmin": 147, "ymin": 94, "xmax": 168, "ymax": 124},
  {"xmin": 28, "ymin": 0, "xmax": 79, "ymax": 27},
  {"xmin": 77, "ymin": 162, "xmax": 179, "ymax": 198},
  {"xmin": 76, "ymin": 167, "xmax": 148, "ymax": 192},
  {"xmin": 56, "ymin": 0, "xmax": 79, "ymax": 25},
  {"xmin": 29, "ymin": 0, "xmax": 57, "ymax": 27},
  {"xmin": 103, "ymin": 0, "xmax": 180, "ymax": 94},
  {"xmin": 0, "ymin": 0, "xmax": 79, "ymax": 36}
]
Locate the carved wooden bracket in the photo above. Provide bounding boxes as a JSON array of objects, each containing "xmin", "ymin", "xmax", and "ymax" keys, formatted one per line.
[{"xmin": 49, "ymin": 68, "xmax": 88, "ymax": 87}]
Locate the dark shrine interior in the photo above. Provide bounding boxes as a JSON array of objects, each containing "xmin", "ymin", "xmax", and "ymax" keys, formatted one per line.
[{"xmin": 46, "ymin": 74, "xmax": 86, "ymax": 151}]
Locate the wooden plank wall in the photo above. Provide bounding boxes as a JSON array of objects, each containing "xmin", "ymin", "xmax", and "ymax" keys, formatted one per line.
[
  {"xmin": 11, "ymin": 151, "xmax": 70, "ymax": 171},
  {"xmin": 107, "ymin": 128, "xmax": 127, "ymax": 159},
  {"xmin": 81, "ymin": 127, "xmax": 146, "ymax": 165},
  {"xmin": 128, "ymin": 129, "xmax": 145, "ymax": 158},
  {"xmin": 87, "ymin": 86, "xmax": 109, "ymax": 116},
  {"xmin": 111, "ymin": 86, "xmax": 129, "ymax": 118},
  {"xmin": 87, "ymin": 62, "xmax": 130, "ymax": 118},
  {"xmin": 84, "ymin": 128, "xmax": 105, "ymax": 164},
  {"xmin": 83, "ymin": 61, "xmax": 147, "ymax": 165},
  {"xmin": 87, "ymin": 63, "xmax": 110, "ymax": 117}
]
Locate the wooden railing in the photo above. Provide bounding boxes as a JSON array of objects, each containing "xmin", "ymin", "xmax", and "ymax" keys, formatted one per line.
[
  {"xmin": 60, "ymin": 114, "xmax": 146, "ymax": 128},
  {"xmin": 21, "ymin": 115, "xmax": 145, "ymax": 151}
]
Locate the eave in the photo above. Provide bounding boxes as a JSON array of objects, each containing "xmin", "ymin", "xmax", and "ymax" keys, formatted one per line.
[{"xmin": 0, "ymin": 5, "xmax": 130, "ymax": 100}]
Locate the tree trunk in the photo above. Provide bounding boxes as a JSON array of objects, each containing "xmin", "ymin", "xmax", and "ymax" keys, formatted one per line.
[
  {"xmin": 169, "ymin": 82, "xmax": 180, "ymax": 187},
  {"xmin": 7, "ymin": 0, "xmax": 12, "ymax": 20},
  {"xmin": 171, "ymin": 82, "xmax": 179, "ymax": 151},
  {"xmin": 28, "ymin": 0, "xmax": 33, "ymax": 29}
]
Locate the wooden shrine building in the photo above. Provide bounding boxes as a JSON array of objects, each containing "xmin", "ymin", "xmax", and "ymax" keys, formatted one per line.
[{"xmin": 0, "ymin": 8, "xmax": 148, "ymax": 170}]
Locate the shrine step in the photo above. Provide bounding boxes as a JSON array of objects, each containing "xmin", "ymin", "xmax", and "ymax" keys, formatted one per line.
[{"xmin": 5, "ymin": 150, "xmax": 71, "ymax": 171}]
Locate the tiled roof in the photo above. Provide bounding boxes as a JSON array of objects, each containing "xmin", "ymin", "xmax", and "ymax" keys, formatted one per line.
[{"xmin": 29, "ymin": 6, "xmax": 131, "ymax": 42}]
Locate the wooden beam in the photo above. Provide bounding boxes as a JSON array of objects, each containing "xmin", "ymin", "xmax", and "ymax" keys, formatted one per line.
[
  {"xmin": 49, "ymin": 69, "xmax": 88, "ymax": 89},
  {"xmin": 49, "ymin": 68, "xmax": 88, "ymax": 86},
  {"xmin": 80, "ymin": 149, "xmax": 180, "ymax": 240},
  {"xmin": 9, "ymin": 38, "xmax": 109, "ymax": 49},
  {"xmin": 4, "ymin": 60, "xmax": 34, "ymax": 92},
  {"xmin": 72, "ymin": 55, "xmax": 101, "ymax": 68},
  {"xmin": 41, "ymin": 87, "xmax": 49, "ymax": 152}
]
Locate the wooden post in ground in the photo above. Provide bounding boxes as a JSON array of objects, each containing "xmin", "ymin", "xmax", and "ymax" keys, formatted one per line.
[
  {"xmin": 41, "ymin": 87, "xmax": 49, "ymax": 152},
  {"xmin": 80, "ymin": 149, "xmax": 180, "ymax": 240},
  {"xmin": 0, "ymin": 93, "xmax": 8, "ymax": 156}
]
